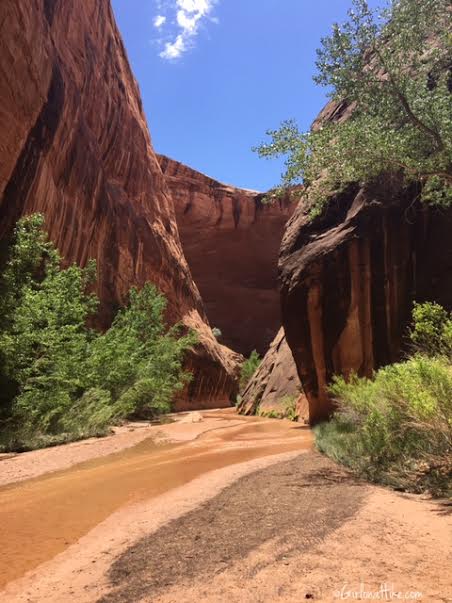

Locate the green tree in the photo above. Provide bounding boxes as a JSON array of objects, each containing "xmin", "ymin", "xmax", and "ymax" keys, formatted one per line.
[
  {"xmin": 86, "ymin": 284, "xmax": 197, "ymax": 418},
  {"xmin": 0, "ymin": 215, "xmax": 196, "ymax": 450},
  {"xmin": 256, "ymin": 0, "xmax": 452, "ymax": 217},
  {"xmin": 0, "ymin": 215, "xmax": 99, "ymax": 439},
  {"xmin": 240, "ymin": 350, "xmax": 261, "ymax": 389}
]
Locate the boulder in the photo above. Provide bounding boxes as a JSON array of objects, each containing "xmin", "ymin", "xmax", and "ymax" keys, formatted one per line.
[{"xmin": 238, "ymin": 327, "xmax": 308, "ymax": 422}]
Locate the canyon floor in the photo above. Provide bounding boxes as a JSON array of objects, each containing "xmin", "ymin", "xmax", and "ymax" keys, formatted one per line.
[{"xmin": 0, "ymin": 410, "xmax": 450, "ymax": 603}]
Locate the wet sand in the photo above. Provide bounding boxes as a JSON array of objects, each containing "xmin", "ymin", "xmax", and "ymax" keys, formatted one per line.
[
  {"xmin": 0, "ymin": 410, "xmax": 312, "ymax": 589},
  {"xmin": 0, "ymin": 410, "xmax": 245, "ymax": 487},
  {"xmin": 1, "ymin": 410, "xmax": 450, "ymax": 603}
]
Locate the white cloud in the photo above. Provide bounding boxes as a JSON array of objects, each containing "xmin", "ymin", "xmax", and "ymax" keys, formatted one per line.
[
  {"xmin": 160, "ymin": 34, "xmax": 186, "ymax": 59},
  {"xmin": 153, "ymin": 15, "xmax": 167, "ymax": 28},
  {"xmin": 176, "ymin": 10, "xmax": 197, "ymax": 33},
  {"xmin": 155, "ymin": 0, "xmax": 217, "ymax": 60}
]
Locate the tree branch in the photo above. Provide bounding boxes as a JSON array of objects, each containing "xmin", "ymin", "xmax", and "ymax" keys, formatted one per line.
[{"xmin": 373, "ymin": 47, "xmax": 444, "ymax": 151}]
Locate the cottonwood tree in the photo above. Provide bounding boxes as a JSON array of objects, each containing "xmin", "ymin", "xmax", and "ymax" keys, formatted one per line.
[
  {"xmin": 0, "ymin": 215, "xmax": 196, "ymax": 449},
  {"xmin": 256, "ymin": 0, "xmax": 452, "ymax": 217}
]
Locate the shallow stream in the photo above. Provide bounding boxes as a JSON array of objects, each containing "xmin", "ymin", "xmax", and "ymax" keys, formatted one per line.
[{"xmin": 0, "ymin": 411, "xmax": 312, "ymax": 587}]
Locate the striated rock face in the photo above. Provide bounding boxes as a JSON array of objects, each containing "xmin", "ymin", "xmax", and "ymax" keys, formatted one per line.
[
  {"xmin": 0, "ymin": 0, "xmax": 240, "ymax": 408},
  {"xmin": 237, "ymin": 97, "xmax": 452, "ymax": 424},
  {"xmin": 280, "ymin": 172, "xmax": 452, "ymax": 423},
  {"xmin": 159, "ymin": 155, "xmax": 295, "ymax": 356},
  {"xmin": 238, "ymin": 327, "xmax": 308, "ymax": 422}
]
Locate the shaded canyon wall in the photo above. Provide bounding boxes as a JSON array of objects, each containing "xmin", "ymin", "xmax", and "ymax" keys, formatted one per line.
[
  {"xmin": 280, "ymin": 176, "xmax": 452, "ymax": 423},
  {"xmin": 279, "ymin": 97, "xmax": 452, "ymax": 423}
]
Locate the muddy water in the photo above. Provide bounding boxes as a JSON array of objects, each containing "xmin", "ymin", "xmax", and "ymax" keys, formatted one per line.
[{"xmin": 0, "ymin": 413, "xmax": 312, "ymax": 588}]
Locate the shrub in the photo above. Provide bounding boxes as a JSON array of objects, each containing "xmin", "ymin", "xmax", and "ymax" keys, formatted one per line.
[
  {"xmin": 316, "ymin": 355, "xmax": 452, "ymax": 496},
  {"xmin": 0, "ymin": 215, "xmax": 196, "ymax": 451},
  {"xmin": 257, "ymin": 395, "xmax": 299, "ymax": 421},
  {"xmin": 239, "ymin": 350, "xmax": 261, "ymax": 389},
  {"xmin": 59, "ymin": 388, "xmax": 115, "ymax": 438},
  {"xmin": 410, "ymin": 301, "xmax": 452, "ymax": 360},
  {"xmin": 257, "ymin": 409, "xmax": 281, "ymax": 420},
  {"xmin": 283, "ymin": 395, "xmax": 299, "ymax": 422},
  {"xmin": 86, "ymin": 284, "xmax": 196, "ymax": 418}
]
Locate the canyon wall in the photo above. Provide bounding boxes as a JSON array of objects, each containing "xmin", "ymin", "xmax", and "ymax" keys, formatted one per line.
[
  {"xmin": 0, "ymin": 0, "xmax": 240, "ymax": 408},
  {"xmin": 159, "ymin": 155, "xmax": 294, "ymax": 356},
  {"xmin": 279, "ymin": 100, "xmax": 452, "ymax": 422},
  {"xmin": 240, "ymin": 96, "xmax": 452, "ymax": 424}
]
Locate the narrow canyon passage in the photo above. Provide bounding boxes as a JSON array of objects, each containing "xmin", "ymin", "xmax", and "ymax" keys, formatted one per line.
[{"xmin": 0, "ymin": 412, "xmax": 312, "ymax": 589}]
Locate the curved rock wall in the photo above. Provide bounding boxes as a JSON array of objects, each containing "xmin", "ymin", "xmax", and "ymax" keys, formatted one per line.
[
  {"xmin": 159, "ymin": 155, "xmax": 294, "ymax": 356},
  {"xmin": 243, "ymin": 97, "xmax": 452, "ymax": 424},
  {"xmin": 0, "ymin": 0, "xmax": 240, "ymax": 408},
  {"xmin": 280, "ymin": 176, "xmax": 452, "ymax": 423}
]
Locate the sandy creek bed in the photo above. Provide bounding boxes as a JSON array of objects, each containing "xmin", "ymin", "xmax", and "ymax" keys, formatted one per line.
[
  {"xmin": 0, "ymin": 409, "xmax": 450, "ymax": 603},
  {"xmin": 0, "ymin": 410, "xmax": 311, "ymax": 591}
]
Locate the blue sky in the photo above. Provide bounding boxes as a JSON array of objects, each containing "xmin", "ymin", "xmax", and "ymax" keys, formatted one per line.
[{"xmin": 112, "ymin": 0, "xmax": 380, "ymax": 191}]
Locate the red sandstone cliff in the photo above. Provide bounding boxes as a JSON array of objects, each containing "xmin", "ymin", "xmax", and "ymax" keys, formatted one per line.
[
  {"xmin": 279, "ymin": 100, "xmax": 452, "ymax": 423},
  {"xmin": 159, "ymin": 155, "xmax": 295, "ymax": 356},
  {"xmin": 0, "ymin": 0, "xmax": 240, "ymax": 408},
  {"xmin": 239, "ymin": 94, "xmax": 452, "ymax": 423}
]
